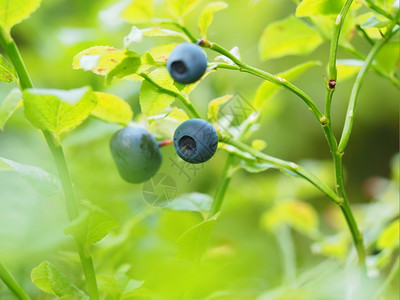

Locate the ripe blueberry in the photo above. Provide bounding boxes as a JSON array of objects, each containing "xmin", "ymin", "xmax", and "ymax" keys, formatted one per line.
[
  {"xmin": 110, "ymin": 126, "xmax": 162, "ymax": 183},
  {"xmin": 173, "ymin": 119, "xmax": 218, "ymax": 164},
  {"xmin": 167, "ymin": 43, "xmax": 208, "ymax": 84}
]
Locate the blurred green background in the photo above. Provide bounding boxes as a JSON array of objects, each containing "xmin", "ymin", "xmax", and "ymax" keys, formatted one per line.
[{"xmin": 0, "ymin": 0, "xmax": 398, "ymax": 299}]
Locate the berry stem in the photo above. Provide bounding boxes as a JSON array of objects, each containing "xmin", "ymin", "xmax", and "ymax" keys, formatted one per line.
[
  {"xmin": 0, "ymin": 32, "xmax": 99, "ymax": 300},
  {"xmin": 158, "ymin": 139, "xmax": 173, "ymax": 147}
]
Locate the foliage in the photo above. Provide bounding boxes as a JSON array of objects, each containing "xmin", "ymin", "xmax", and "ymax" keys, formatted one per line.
[{"xmin": 0, "ymin": 0, "xmax": 398, "ymax": 299}]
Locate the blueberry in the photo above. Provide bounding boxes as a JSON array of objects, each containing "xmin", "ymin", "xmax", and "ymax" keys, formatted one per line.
[
  {"xmin": 167, "ymin": 43, "xmax": 208, "ymax": 84},
  {"xmin": 173, "ymin": 119, "xmax": 218, "ymax": 163},
  {"xmin": 110, "ymin": 126, "xmax": 162, "ymax": 183}
]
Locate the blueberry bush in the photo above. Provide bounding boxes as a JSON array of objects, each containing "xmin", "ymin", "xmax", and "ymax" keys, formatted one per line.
[{"xmin": 0, "ymin": 0, "xmax": 398, "ymax": 299}]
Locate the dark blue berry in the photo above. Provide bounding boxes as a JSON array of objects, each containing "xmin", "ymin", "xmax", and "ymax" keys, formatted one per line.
[
  {"xmin": 110, "ymin": 126, "xmax": 162, "ymax": 183},
  {"xmin": 173, "ymin": 119, "xmax": 218, "ymax": 163},
  {"xmin": 167, "ymin": 43, "xmax": 208, "ymax": 84}
]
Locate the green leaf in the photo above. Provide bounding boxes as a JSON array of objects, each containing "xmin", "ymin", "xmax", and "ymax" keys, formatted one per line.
[
  {"xmin": 361, "ymin": 14, "xmax": 390, "ymax": 29},
  {"xmin": 64, "ymin": 202, "xmax": 121, "ymax": 252},
  {"xmin": 106, "ymin": 51, "xmax": 141, "ymax": 83},
  {"xmin": 377, "ymin": 219, "xmax": 399, "ymax": 250},
  {"xmin": 260, "ymin": 201, "xmax": 319, "ymax": 238},
  {"xmin": 0, "ymin": 0, "xmax": 41, "ymax": 39},
  {"xmin": 0, "ymin": 156, "xmax": 61, "ymax": 196},
  {"xmin": 139, "ymin": 68, "xmax": 179, "ymax": 116},
  {"xmin": 259, "ymin": 16, "xmax": 323, "ymax": 60},
  {"xmin": 254, "ymin": 61, "xmax": 320, "ymax": 108},
  {"xmin": 31, "ymin": 261, "xmax": 88, "ymax": 299},
  {"xmin": 198, "ymin": 1, "xmax": 228, "ymax": 38},
  {"xmin": 166, "ymin": 193, "xmax": 213, "ymax": 212},
  {"xmin": 98, "ymin": 269, "xmax": 144, "ymax": 299},
  {"xmin": 73, "ymin": 46, "xmax": 157, "ymax": 82},
  {"xmin": 177, "ymin": 213, "xmax": 220, "ymax": 262},
  {"xmin": 91, "ymin": 92, "xmax": 133, "ymax": 125},
  {"xmin": 0, "ymin": 88, "xmax": 22, "ymax": 130},
  {"xmin": 122, "ymin": 0, "xmax": 154, "ymax": 24},
  {"xmin": 23, "ymin": 87, "xmax": 98, "ymax": 141},
  {"xmin": 165, "ymin": 0, "xmax": 202, "ymax": 18},
  {"xmin": 207, "ymin": 94, "xmax": 233, "ymax": 122},
  {"xmin": 296, "ymin": 0, "xmax": 346, "ymax": 17},
  {"xmin": 175, "ymin": 69, "xmax": 214, "ymax": 96},
  {"xmin": 0, "ymin": 55, "xmax": 16, "ymax": 83}
]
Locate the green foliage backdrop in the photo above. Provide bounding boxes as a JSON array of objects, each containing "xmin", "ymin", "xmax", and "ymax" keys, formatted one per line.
[{"xmin": 0, "ymin": 0, "xmax": 398, "ymax": 299}]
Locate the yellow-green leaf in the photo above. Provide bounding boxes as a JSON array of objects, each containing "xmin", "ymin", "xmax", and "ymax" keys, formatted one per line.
[
  {"xmin": 121, "ymin": 0, "xmax": 154, "ymax": 24},
  {"xmin": 64, "ymin": 202, "xmax": 121, "ymax": 252},
  {"xmin": 31, "ymin": 261, "xmax": 88, "ymax": 299},
  {"xmin": 336, "ymin": 59, "xmax": 362, "ymax": 82},
  {"xmin": 377, "ymin": 219, "xmax": 399, "ymax": 250},
  {"xmin": 0, "ymin": 156, "xmax": 61, "ymax": 196},
  {"xmin": 0, "ymin": 88, "xmax": 21, "ymax": 130},
  {"xmin": 91, "ymin": 92, "xmax": 133, "ymax": 125},
  {"xmin": 251, "ymin": 139, "xmax": 267, "ymax": 151},
  {"xmin": 259, "ymin": 16, "xmax": 323, "ymax": 60},
  {"xmin": 177, "ymin": 213, "xmax": 220, "ymax": 262},
  {"xmin": 207, "ymin": 94, "xmax": 233, "ymax": 122},
  {"xmin": 73, "ymin": 46, "xmax": 125, "ymax": 75},
  {"xmin": 148, "ymin": 43, "xmax": 177, "ymax": 63},
  {"xmin": 165, "ymin": 0, "xmax": 202, "ymax": 18},
  {"xmin": 142, "ymin": 27, "xmax": 188, "ymax": 40},
  {"xmin": 0, "ymin": 55, "xmax": 16, "ymax": 83},
  {"xmin": 23, "ymin": 87, "xmax": 97, "ymax": 142},
  {"xmin": 260, "ymin": 200, "xmax": 319, "ymax": 237},
  {"xmin": 198, "ymin": 1, "xmax": 228, "ymax": 38},
  {"xmin": 296, "ymin": 0, "xmax": 346, "ymax": 17},
  {"xmin": 254, "ymin": 61, "xmax": 320, "ymax": 109},
  {"xmin": 0, "ymin": 0, "xmax": 41, "ymax": 39}
]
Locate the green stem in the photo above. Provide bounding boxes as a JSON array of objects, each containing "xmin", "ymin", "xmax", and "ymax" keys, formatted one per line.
[
  {"xmin": 0, "ymin": 261, "xmax": 31, "ymax": 300},
  {"xmin": 222, "ymin": 138, "xmax": 341, "ymax": 205},
  {"xmin": 209, "ymin": 154, "xmax": 234, "ymax": 217},
  {"xmin": 0, "ymin": 32, "xmax": 33, "ymax": 90},
  {"xmin": 356, "ymin": 24, "xmax": 375, "ymax": 46},
  {"xmin": 157, "ymin": 19, "xmax": 198, "ymax": 43},
  {"xmin": 338, "ymin": 17, "xmax": 399, "ymax": 153},
  {"xmin": 328, "ymin": 0, "xmax": 353, "ymax": 82},
  {"xmin": 139, "ymin": 72, "xmax": 202, "ymax": 118},
  {"xmin": 333, "ymin": 151, "xmax": 366, "ymax": 266},
  {"xmin": 0, "ymin": 33, "xmax": 99, "ymax": 300},
  {"xmin": 209, "ymin": 42, "xmax": 325, "ymax": 122},
  {"xmin": 325, "ymin": 0, "xmax": 368, "ymax": 268},
  {"xmin": 364, "ymin": 0, "xmax": 396, "ymax": 20}
]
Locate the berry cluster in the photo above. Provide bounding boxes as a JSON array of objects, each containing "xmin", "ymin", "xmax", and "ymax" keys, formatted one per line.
[{"xmin": 110, "ymin": 43, "xmax": 218, "ymax": 184}]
